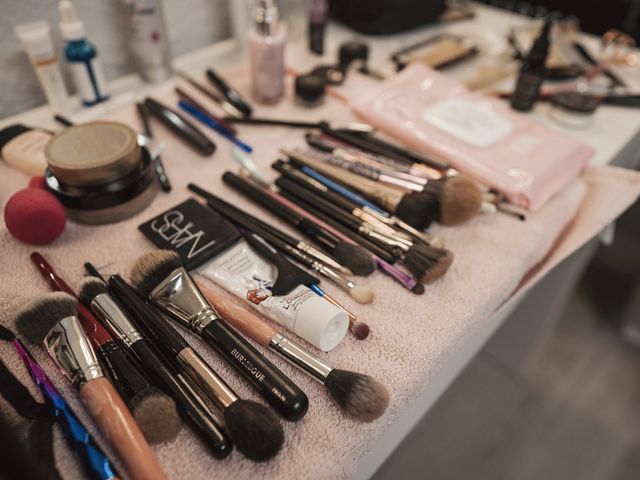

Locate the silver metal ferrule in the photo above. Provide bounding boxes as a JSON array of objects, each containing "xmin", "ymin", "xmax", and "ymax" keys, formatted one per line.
[
  {"xmin": 43, "ymin": 316, "xmax": 103, "ymax": 390},
  {"xmin": 316, "ymin": 264, "xmax": 355, "ymax": 292},
  {"xmin": 149, "ymin": 267, "xmax": 220, "ymax": 335},
  {"xmin": 90, "ymin": 293, "xmax": 143, "ymax": 347},
  {"xmin": 269, "ymin": 333, "xmax": 333, "ymax": 383}
]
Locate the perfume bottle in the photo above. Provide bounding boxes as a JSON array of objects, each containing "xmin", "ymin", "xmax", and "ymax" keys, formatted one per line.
[{"xmin": 249, "ymin": 0, "xmax": 286, "ymax": 104}]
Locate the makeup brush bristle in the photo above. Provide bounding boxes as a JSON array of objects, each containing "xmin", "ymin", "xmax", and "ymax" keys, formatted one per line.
[
  {"xmin": 0, "ymin": 324, "xmax": 16, "ymax": 341},
  {"xmin": 350, "ymin": 285, "xmax": 374, "ymax": 304},
  {"xmin": 130, "ymin": 386, "xmax": 182, "ymax": 445},
  {"xmin": 395, "ymin": 191, "xmax": 439, "ymax": 231},
  {"xmin": 350, "ymin": 321, "xmax": 370, "ymax": 340},
  {"xmin": 324, "ymin": 369, "xmax": 389, "ymax": 422},
  {"xmin": 14, "ymin": 292, "xmax": 77, "ymax": 344},
  {"xmin": 404, "ymin": 243, "xmax": 453, "ymax": 285},
  {"xmin": 332, "ymin": 242, "xmax": 376, "ymax": 276},
  {"xmin": 223, "ymin": 400, "xmax": 284, "ymax": 461},
  {"xmin": 439, "ymin": 175, "xmax": 483, "ymax": 226},
  {"xmin": 130, "ymin": 250, "xmax": 182, "ymax": 298},
  {"xmin": 77, "ymin": 277, "xmax": 109, "ymax": 306}
]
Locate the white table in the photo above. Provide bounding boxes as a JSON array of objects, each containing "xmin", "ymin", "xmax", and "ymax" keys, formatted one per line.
[{"xmin": 1, "ymin": 4, "xmax": 638, "ymax": 478}]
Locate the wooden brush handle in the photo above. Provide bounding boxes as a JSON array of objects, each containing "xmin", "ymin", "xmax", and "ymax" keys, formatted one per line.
[
  {"xmin": 80, "ymin": 377, "xmax": 166, "ymax": 480},
  {"xmin": 195, "ymin": 279, "xmax": 275, "ymax": 346}
]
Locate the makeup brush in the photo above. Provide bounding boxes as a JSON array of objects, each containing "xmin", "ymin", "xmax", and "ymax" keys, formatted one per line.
[
  {"xmin": 222, "ymin": 171, "xmax": 376, "ymax": 276},
  {"xmin": 242, "ymin": 231, "xmax": 372, "ymax": 336},
  {"xmin": 259, "ymin": 180, "xmax": 426, "ymax": 294},
  {"xmin": 30, "ymin": 252, "xmax": 181, "ymax": 445},
  {"xmin": 0, "ymin": 325, "xmax": 119, "ymax": 480},
  {"xmin": 221, "ymin": 115, "xmax": 374, "ymax": 133},
  {"xmin": 188, "ymin": 183, "xmax": 353, "ymax": 276},
  {"xmin": 128, "ymin": 250, "xmax": 309, "ymax": 421},
  {"xmin": 196, "ymin": 279, "xmax": 389, "ymax": 422},
  {"xmin": 78, "ymin": 276, "xmax": 232, "ymax": 458},
  {"xmin": 284, "ymin": 148, "xmax": 439, "ymax": 230},
  {"xmin": 189, "ymin": 184, "xmax": 374, "ymax": 304},
  {"xmin": 276, "ymin": 182, "xmax": 453, "ymax": 284},
  {"xmin": 15, "ymin": 292, "xmax": 166, "ymax": 480},
  {"xmin": 108, "ymin": 276, "xmax": 284, "ymax": 461}
]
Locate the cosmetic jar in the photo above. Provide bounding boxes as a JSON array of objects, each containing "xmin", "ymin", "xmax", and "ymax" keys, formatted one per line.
[
  {"xmin": 44, "ymin": 121, "xmax": 158, "ymax": 224},
  {"xmin": 549, "ymin": 92, "xmax": 600, "ymax": 128},
  {"xmin": 295, "ymin": 74, "xmax": 326, "ymax": 107}
]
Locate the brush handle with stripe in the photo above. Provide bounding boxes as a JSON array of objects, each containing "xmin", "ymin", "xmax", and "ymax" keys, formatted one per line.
[
  {"xmin": 222, "ymin": 171, "xmax": 347, "ymax": 254},
  {"xmin": 188, "ymin": 183, "xmax": 348, "ymax": 275},
  {"xmin": 79, "ymin": 377, "xmax": 166, "ymax": 480},
  {"xmin": 13, "ymin": 338, "xmax": 119, "ymax": 480},
  {"xmin": 107, "ymin": 276, "xmax": 231, "ymax": 457}
]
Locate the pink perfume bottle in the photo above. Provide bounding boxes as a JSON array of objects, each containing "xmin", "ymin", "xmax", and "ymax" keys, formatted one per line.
[{"xmin": 249, "ymin": 0, "xmax": 286, "ymax": 104}]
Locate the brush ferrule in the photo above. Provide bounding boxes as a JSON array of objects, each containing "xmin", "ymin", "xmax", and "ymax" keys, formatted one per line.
[
  {"xmin": 316, "ymin": 264, "xmax": 354, "ymax": 292},
  {"xmin": 269, "ymin": 333, "xmax": 332, "ymax": 383},
  {"xmin": 149, "ymin": 267, "xmax": 221, "ymax": 334},
  {"xmin": 44, "ymin": 316, "xmax": 103, "ymax": 390},
  {"xmin": 91, "ymin": 293, "xmax": 143, "ymax": 347}
]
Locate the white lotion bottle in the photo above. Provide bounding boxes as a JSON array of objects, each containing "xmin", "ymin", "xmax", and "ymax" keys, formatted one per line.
[
  {"xmin": 14, "ymin": 21, "xmax": 69, "ymax": 112},
  {"xmin": 120, "ymin": 0, "xmax": 172, "ymax": 83},
  {"xmin": 249, "ymin": 0, "xmax": 286, "ymax": 104}
]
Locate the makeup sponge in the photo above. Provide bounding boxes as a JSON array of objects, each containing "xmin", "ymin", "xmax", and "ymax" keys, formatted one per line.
[{"xmin": 4, "ymin": 188, "xmax": 66, "ymax": 245}]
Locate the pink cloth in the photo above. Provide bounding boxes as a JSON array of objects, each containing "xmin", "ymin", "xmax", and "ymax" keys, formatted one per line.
[
  {"xmin": 350, "ymin": 63, "xmax": 594, "ymax": 210},
  {"xmin": 0, "ymin": 76, "xmax": 638, "ymax": 479}
]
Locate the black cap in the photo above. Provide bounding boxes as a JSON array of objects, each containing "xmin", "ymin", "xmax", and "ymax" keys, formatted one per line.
[
  {"xmin": 295, "ymin": 74, "xmax": 326, "ymax": 105},
  {"xmin": 338, "ymin": 41, "xmax": 369, "ymax": 68},
  {"xmin": 0, "ymin": 124, "xmax": 30, "ymax": 152}
]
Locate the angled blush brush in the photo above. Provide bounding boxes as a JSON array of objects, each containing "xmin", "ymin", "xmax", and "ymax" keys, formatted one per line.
[
  {"xmin": 108, "ymin": 275, "xmax": 283, "ymax": 461},
  {"xmin": 30, "ymin": 252, "xmax": 181, "ymax": 445},
  {"xmin": 14, "ymin": 292, "xmax": 167, "ymax": 480},
  {"xmin": 128, "ymin": 251, "xmax": 309, "ymax": 422},
  {"xmin": 195, "ymin": 279, "xmax": 389, "ymax": 422},
  {"xmin": 222, "ymin": 171, "xmax": 376, "ymax": 276}
]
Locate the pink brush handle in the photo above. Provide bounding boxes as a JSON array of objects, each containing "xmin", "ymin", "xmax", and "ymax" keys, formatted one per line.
[
  {"xmin": 195, "ymin": 278, "xmax": 276, "ymax": 346},
  {"xmin": 80, "ymin": 377, "xmax": 166, "ymax": 480}
]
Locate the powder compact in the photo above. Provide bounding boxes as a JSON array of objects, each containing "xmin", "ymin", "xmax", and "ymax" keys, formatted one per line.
[
  {"xmin": 548, "ymin": 92, "xmax": 601, "ymax": 128},
  {"xmin": 44, "ymin": 121, "xmax": 159, "ymax": 224}
]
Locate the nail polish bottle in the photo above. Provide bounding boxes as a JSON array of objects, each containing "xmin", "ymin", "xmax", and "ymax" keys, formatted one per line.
[{"xmin": 249, "ymin": 0, "xmax": 286, "ymax": 104}]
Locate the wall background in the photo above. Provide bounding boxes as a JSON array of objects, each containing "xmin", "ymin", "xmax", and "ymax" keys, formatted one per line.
[{"xmin": 1, "ymin": 0, "xmax": 233, "ymax": 118}]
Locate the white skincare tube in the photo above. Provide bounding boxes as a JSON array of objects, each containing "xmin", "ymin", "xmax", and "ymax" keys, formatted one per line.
[
  {"xmin": 15, "ymin": 21, "xmax": 69, "ymax": 112},
  {"xmin": 198, "ymin": 239, "xmax": 348, "ymax": 351}
]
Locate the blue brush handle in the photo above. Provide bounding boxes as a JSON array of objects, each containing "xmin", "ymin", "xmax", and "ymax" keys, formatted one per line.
[
  {"xmin": 179, "ymin": 100, "xmax": 253, "ymax": 153},
  {"xmin": 299, "ymin": 165, "xmax": 387, "ymax": 215},
  {"xmin": 15, "ymin": 340, "xmax": 118, "ymax": 480}
]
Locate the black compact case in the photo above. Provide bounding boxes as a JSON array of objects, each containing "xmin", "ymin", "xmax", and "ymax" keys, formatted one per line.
[
  {"xmin": 329, "ymin": 0, "xmax": 446, "ymax": 35},
  {"xmin": 139, "ymin": 198, "xmax": 241, "ymax": 269}
]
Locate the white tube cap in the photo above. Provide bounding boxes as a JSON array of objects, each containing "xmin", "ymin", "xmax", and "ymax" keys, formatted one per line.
[{"xmin": 293, "ymin": 294, "xmax": 348, "ymax": 352}]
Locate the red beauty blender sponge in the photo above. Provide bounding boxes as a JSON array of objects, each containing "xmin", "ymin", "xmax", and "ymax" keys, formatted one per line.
[{"xmin": 4, "ymin": 188, "xmax": 66, "ymax": 245}]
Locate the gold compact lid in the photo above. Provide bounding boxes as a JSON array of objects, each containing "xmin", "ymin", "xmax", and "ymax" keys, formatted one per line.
[{"xmin": 45, "ymin": 121, "xmax": 141, "ymax": 187}]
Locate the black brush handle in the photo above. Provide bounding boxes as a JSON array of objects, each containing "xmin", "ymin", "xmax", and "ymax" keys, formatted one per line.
[
  {"xmin": 273, "ymin": 160, "xmax": 363, "ymax": 214},
  {"xmin": 143, "ymin": 97, "xmax": 216, "ymax": 156},
  {"xmin": 206, "ymin": 68, "xmax": 253, "ymax": 117},
  {"xmin": 200, "ymin": 319, "xmax": 308, "ymax": 421},
  {"xmin": 222, "ymin": 171, "xmax": 303, "ymax": 225},
  {"xmin": 275, "ymin": 176, "xmax": 363, "ymax": 233},
  {"xmin": 130, "ymin": 338, "xmax": 231, "ymax": 458},
  {"xmin": 278, "ymin": 189, "xmax": 398, "ymax": 263},
  {"xmin": 96, "ymin": 340, "xmax": 151, "ymax": 405},
  {"xmin": 189, "ymin": 183, "xmax": 299, "ymax": 247},
  {"xmin": 108, "ymin": 275, "xmax": 189, "ymax": 356}
]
